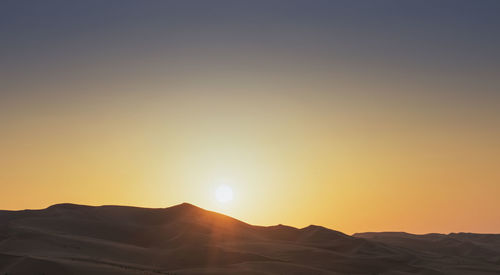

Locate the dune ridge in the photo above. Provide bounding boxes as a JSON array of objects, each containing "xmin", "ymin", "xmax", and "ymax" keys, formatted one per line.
[{"xmin": 0, "ymin": 203, "xmax": 499, "ymax": 274}]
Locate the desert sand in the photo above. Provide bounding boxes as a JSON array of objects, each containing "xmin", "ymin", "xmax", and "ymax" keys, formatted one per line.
[{"xmin": 0, "ymin": 203, "xmax": 499, "ymax": 274}]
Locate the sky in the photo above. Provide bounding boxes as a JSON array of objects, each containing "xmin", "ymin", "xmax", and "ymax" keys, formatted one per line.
[{"xmin": 1, "ymin": 0, "xmax": 499, "ymax": 234}]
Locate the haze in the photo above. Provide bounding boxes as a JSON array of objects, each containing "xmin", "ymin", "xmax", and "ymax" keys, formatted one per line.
[{"xmin": 1, "ymin": 0, "xmax": 499, "ymax": 235}]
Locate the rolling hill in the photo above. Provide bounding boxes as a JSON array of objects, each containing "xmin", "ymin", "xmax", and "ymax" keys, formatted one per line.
[{"xmin": 0, "ymin": 203, "xmax": 499, "ymax": 274}]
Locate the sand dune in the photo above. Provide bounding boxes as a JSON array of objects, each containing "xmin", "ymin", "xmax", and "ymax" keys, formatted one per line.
[{"xmin": 0, "ymin": 203, "xmax": 498, "ymax": 274}]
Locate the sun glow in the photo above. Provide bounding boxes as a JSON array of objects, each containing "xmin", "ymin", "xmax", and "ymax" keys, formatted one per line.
[{"xmin": 215, "ymin": 185, "xmax": 233, "ymax": 203}]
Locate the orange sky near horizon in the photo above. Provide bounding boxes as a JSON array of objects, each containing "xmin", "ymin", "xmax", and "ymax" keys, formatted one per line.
[
  {"xmin": 2, "ymin": 74, "xmax": 499, "ymax": 234},
  {"xmin": 1, "ymin": 1, "xmax": 500, "ymax": 235}
]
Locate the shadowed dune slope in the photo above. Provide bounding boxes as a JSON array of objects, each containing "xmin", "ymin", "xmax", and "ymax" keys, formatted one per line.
[{"xmin": 0, "ymin": 203, "xmax": 499, "ymax": 274}]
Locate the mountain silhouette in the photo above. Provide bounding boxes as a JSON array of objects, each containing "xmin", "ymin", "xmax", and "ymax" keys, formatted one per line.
[{"xmin": 0, "ymin": 203, "xmax": 499, "ymax": 274}]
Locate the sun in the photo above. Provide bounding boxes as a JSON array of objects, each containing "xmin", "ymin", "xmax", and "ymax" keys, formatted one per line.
[{"xmin": 215, "ymin": 185, "xmax": 233, "ymax": 203}]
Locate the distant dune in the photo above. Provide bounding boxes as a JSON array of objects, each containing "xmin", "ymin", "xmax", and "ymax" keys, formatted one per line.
[{"xmin": 0, "ymin": 203, "xmax": 499, "ymax": 274}]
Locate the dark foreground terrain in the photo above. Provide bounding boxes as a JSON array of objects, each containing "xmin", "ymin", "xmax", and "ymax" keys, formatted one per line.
[{"xmin": 0, "ymin": 203, "xmax": 499, "ymax": 274}]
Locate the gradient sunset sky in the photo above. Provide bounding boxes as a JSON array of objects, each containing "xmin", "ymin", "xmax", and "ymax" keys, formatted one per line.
[{"xmin": 1, "ymin": 1, "xmax": 499, "ymax": 234}]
